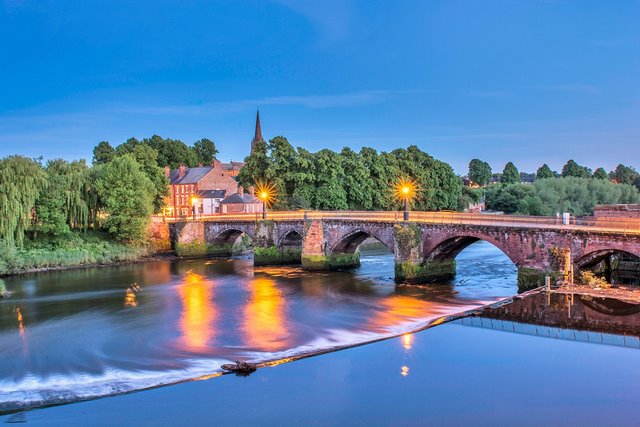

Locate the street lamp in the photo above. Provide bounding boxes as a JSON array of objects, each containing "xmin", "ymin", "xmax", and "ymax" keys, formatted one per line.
[
  {"xmin": 394, "ymin": 178, "xmax": 417, "ymax": 222},
  {"xmin": 255, "ymin": 181, "xmax": 276, "ymax": 220}
]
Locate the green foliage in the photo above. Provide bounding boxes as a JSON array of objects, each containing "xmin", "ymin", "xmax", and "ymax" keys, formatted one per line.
[
  {"xmin": 33, "ymin": 159, "xmax": 92, "ymax": 239},
  {"xmin": 237, "ymin": 139, "xmax": 270, "ymax": 186},
  {"xmin": 143, "ymin": 135, "xmax": 198, "ymax": 169},
  {"xmin": 486, "ymin": 177, "xmax": 640, "ymax": 216},
  {"xmin": 561, "ymin": 159, "xmax": 591, "ymax": 178},
  {"xmin": 457, "ymin": 187, "xmax": 483, "ymax": 211},
  {"xmin": 593, "ymin": 167, "xmax": 609, "ymax": 180},
  {"xmin": 254, "ymin": 246, "xmax": 301, "ymax": 266},
  {"xmin": 536, "ymin": 164, "xmax": 554, "ymax": 180},
  {"xmin": 302, "ymin": 253, "xmax": 360, "ymax": 270},
  {"xmin": 92, "ymin": 141, "xmax": 115, "ymax": 165},
  {"xmin": 501, "ymin": 162, "xmax": 520, "ymax": 184},
  {"xmin": 612, "ymin": 164, "xmax": 638, "ymax": 185},
  {"xmin": 468, "ymin": 159, "xmax": 492, "ymax": 186},
  {"xmin": 0, "ymin": 156, "xmax": 48, "ymax": 246},
  {"xmin": 114, "ymin": 143, "xmax": 168, "ymax": 213},
  {"xmin": 95, "ymin": 155, "xmax": 155, "ymax": 242},
  {"xmin": 193, "ymin": 138, "xmax": 219, "ymax": 165},
  {"xmin": 0, "ymin": 233, "xmax": 148, "ymax": 275},
  {"xmin": 394, "ymin": 259, "xmax": 456, "ymax": 283}
]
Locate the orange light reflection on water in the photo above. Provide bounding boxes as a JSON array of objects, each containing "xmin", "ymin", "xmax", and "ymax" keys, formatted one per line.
[
  {"xmin": 368, "ymin": 295, "xmax": 431, "ymax": 331},
  {"xmin": 243, "ymin": 278, "xmax": 288, "ymax": 351},
  {"xmin": 178, "ymin": 272, "xmax": 216, "ymax": 351},
  {"xmin": 402, "ymin": 333, "xmax": 413, "ymax": 350}
]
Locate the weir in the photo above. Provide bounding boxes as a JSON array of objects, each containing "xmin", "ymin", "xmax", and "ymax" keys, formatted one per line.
[{"xmin": 165, "ymin": 211, "xmax": 640, "ymax": 290}]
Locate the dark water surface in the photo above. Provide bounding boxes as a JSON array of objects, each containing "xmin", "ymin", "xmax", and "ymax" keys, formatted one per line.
[{"xmin": 0, "ymin": 242, "xmax": 516, "ymax": 412}]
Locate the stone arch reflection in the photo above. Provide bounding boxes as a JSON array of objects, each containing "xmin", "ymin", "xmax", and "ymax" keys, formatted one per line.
[
  {"xmin": 177, "ymin": 272, "xmax": 216, "ymax": 351},
  {"xmin": 243, "ymin": 278, "xmax": 289, "ymax": 351}
]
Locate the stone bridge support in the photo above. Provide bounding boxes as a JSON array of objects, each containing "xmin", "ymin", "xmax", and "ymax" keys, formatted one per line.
[
  {"xmin": 301, "ymin": 220, "xmax": 361, "ymax": 270},
  {"xmin": 393, "ymin": 223, "xmax": 457, "ymax": 283},
  {"xmin": 253, "ymin": 220, "xmax": 303, "ymax": 266}
]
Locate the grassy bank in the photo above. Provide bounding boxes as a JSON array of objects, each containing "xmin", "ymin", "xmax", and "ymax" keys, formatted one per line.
[{"xmin": 0, "ymin": 232, "xmax": 150, "ymax": 276}]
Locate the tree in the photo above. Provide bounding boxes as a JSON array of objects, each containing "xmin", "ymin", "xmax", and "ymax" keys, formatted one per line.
[
  {"xmin": 468, "ymin": 159, "xmax": 492, "ymax": 186},
  {"xmin": 536, "ymin": 164, "xmax": 554, "ymax": 180},
  {"xmin": 341, "ymin": 147, "xmax": 373, "ymax": 210},
  {"xmin": 93, "ymin": 141, "xmax": 115, "ymax": 165},
  {"xmin": 561, "ymin": 160, "xmax": 591, "ymax": 178},
  {"xmin": 237, "ymin": 139, "xmax": 270, "ymax": 188},
  {"xmin": 95, "ymin": 155, "xmax": 155, "ymax": 242},
  {"xmin": 0, "ymin": 156, "xmax": 48, "ymax": 246},
  {"xmin": 313, "ymin": 149, "xmax": 348, "ymax": 210},
  {"xmin": 501, "ymin": 162, "xmax": 520, "ymax": 184},
  {"xmin": 193, "ymin": 138, "xmax": 218, "ymax": 165},
  {"xmin": 144, "ymin": 135, "xmax": 198, "ymax": 169},
  {"xmin": 593, "ymin": 167, "xmax": 609, "ymax": 180},
  {"xmin": 612, "ymin": 164, "xmax": 638, "ymax": 185},
  {"xmin": 114, "ymin": 143, "xmax": 168, "ymax": 213},
  {"xmin": 33, "ymin": 159, "xmax": 91, "ymax": 238}
]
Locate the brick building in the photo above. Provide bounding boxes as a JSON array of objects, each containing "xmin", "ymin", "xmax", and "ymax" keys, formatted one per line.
[
  {"xmin": 220, "ymin": 186, "xmax": 263, "ymax": 214},
  {"xmin": 165, "ymin": 161, "xmax": 240, "ymax": 217},
  {"xmin": 163, "ymin": 110, "xmax": 265, "ymax": 217}
]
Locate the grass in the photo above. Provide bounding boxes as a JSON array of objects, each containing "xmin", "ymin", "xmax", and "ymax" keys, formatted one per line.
[
  {"xmin": 578, "ymin": 270, "xmax": 611, "ymax": 289},
  {"xmin": 0, "ymin": 232, "xmax": 149, "ymax": 276}
]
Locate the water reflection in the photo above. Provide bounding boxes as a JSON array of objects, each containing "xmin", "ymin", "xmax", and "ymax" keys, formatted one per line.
[
  {"xmin": 177, "ymin": 272, "xmax": 216, "ymax": 351},
  {"xmin": 243, "ymin": 278, "xmax": 288, "ymax": 352},
  {"xmin": 402, "ymin": 333, "xmax": 413, "ymax": 350}
]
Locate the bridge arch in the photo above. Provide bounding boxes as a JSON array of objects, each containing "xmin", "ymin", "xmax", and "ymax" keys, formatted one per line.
[
  {"xmin": 424, "ymin": 235, "xmax": 520, "ymax": 267},
  {"xmin": 278, "ymin": 229, "xmax": 303, "ymax": 249},
  {"xmin": 214, "ymin": 227, "xmax": 255, "ymax": 244},
  {"xmin": 331, "ymin": 229, "xmax": 394, "ymax": 254},
  {"xmin": 574, "ymin": 248, "xmax": 640, "ymax": 270}
]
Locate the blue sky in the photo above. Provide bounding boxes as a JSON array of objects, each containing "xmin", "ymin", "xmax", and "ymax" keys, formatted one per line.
[{"xmin": 0, "ymin": 0, "xmax": 638, "ymax": 174}]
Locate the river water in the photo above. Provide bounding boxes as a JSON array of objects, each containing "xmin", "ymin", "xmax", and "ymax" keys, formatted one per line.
[{"xmin": 0, "ymin": 242, "xmax": 517, "ymax": 413}]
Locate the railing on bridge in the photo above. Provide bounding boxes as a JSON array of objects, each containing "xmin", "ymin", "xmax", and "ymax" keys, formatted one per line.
[{"xmin": 160, "ymin": 210, "xmax": 640, "ymax": 235}]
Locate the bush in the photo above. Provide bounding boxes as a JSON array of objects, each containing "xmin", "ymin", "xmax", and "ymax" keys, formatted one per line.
[{"xmin": 578, "ymin": 270, "xmax": 611, "ymax": 289}]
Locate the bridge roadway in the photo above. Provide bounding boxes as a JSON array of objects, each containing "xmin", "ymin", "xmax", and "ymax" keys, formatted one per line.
[{"xmin": 166, "ymin": 210, "xmax": 640, "ymax": 289}]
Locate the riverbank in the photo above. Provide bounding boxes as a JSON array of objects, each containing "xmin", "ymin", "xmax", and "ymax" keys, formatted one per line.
[
  {"xmin": 5, "ymin": 287, "xmax": 638, "ymax": 426},
  {"xmin": 0, "ymin": 234, "xmax": 175, "ymax": 277}
]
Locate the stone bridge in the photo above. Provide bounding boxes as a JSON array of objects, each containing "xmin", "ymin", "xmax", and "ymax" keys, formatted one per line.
[{"xmin": 167, "ymin": 212, "xmax": 640, "ymax": 289}]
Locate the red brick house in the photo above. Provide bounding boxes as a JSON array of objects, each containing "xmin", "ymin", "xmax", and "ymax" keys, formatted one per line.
[
  {"xmin": 220, "ymin": 186, "xmax": 263, "ymax": 214},
  {"xmin": 164, "ymin": 161, "xmax": 240, "ymax": 217}
]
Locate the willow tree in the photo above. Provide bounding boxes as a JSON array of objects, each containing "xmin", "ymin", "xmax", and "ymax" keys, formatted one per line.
[
  {"xmin": 0, "ymin": 156, "xmax": 48, "ymax": 246},
  {"xmin": 33, "ymin": 159, "xmax": 91, "ymax": 237}
]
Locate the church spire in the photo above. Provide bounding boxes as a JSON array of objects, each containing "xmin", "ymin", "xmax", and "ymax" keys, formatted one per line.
[{"xmin": 251, "ymin": 110, "xmax": 263, "ymax": 153}]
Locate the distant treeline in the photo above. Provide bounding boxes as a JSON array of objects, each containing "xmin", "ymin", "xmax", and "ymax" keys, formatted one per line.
[{"xmin": 467, "ymin": 158, "xmax": 640, "ymax": 216}]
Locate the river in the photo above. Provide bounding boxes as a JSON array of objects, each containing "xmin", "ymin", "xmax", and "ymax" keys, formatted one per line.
[{"xmin": 0, "ymin": 241, "xmax": 516, "ymax": 413}]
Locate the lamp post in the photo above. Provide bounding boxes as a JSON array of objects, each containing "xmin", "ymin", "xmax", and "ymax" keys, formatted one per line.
[
  {"xmin": 255, "ymin": 180, "xmax": 276, "ymax": 221},
  {"xmin": 395, "ymin": 178, "xmax": 416, "ymax": 223},
  {"xmin": 260, "ymin": 191, "xmax": 268, "ymax": 220}
]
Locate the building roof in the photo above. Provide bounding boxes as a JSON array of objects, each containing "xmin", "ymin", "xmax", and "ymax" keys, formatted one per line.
[
  {"xmin": 200, "ymin": 189, "xmax": 227, "ymax": 199},
  {"xmin": 221, "ymin": 161, "xmax": 245, "ymax": 171},
  {"xmin": 169, "ymin": 166, "xmax": 213, "ymax": 185},
  {"xmin": 220, "ymin": 193, "xmax": 260, "ymax": 204}
]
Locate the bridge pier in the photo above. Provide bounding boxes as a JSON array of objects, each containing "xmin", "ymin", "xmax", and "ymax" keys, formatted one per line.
[
  {"xmin": 302, "ymin": 220, "xmax": 360, "ymax": 270},
  {"xmin": 253, "ymin": 220, "xmax": 302, "ymax": 266},
  {"xmin": 393, "ymin": 224, "xmax": 456, "ymax": 283}
]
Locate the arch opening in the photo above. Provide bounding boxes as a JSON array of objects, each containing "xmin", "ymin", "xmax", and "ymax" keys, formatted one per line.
[
  {"xmin": 576, "ymin": 250, "xmax": 640, "ymax": 286},
  {"xmin": 212, "ymin": 228, "xmax": 253, "ymax": 257},
  {"xmin": 255, "ymin": 229, "xmax": 303, "ymax": 266},
  {"xmin": 330, "ymin": 230, "xmax": 394, "ymax": 274},
  {"xmin": 424, "ymin": 237, "xmax": 518, "ymax": 297}
]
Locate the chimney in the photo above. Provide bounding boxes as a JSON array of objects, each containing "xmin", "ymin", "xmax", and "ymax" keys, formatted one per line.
[
  {"xmin": 248, "ymin": 186, "xmax": 255, "ymax": 197},
  {"xmin": 212, "ymin": 160, "xmax": 222, "ymax": 169},
  {"xmin": 238, "ymin": 185, "xmax": 244, "ymax": 196},
  {"xmin": 178, "ymin": 164, "xmax": 186, "ymax": 179},
  {"xmin": 164, "ymin": 165, "xmax": 170, "ymax": 178},
  {"xmin": 198, "ymin": 162, "xmax": 203, "ymax": 167}
]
